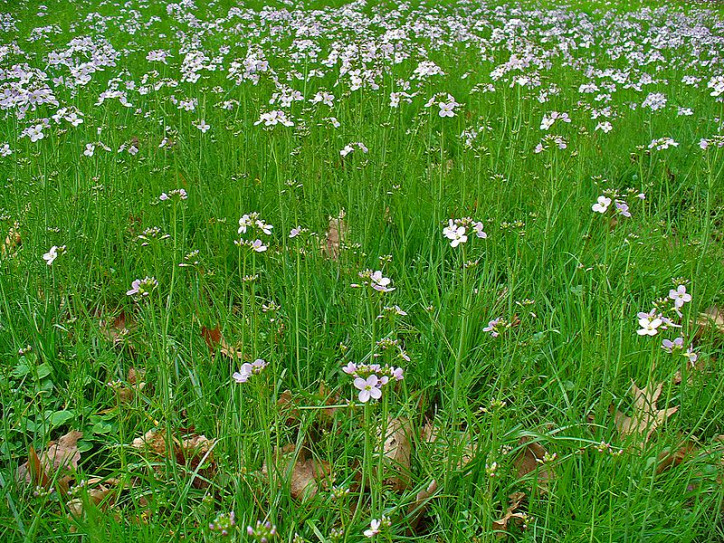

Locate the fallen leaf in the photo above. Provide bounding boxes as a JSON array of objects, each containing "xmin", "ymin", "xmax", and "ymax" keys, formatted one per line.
[
  {"xmin": 656, "ymin": 441, "xmax": 698, "ymax": 474},
  {"xmin": 696, "ymin": 307, "xmax": 724, "ymax": 337},
  {"xmin": 614, "ymin": 381, "xmax": 678, "ymax": 443},
  {"xmin": 132, "ymin": 429, "xmax": 216, "ymax": 487},
  {"xmin": 380, "ymin": 417, "xmax": 413, "ymax": 491},
  {"xmin": 100, "ymin": 310, "xmax": 133, "ymax": 347},
  {"xmin": 492, "ymin": 491, "xmax": 527, "ymax": 535},
  {"xmin": 66, "ymin": 477, "xmax": 122, "ymax": 518},
  {"xmin": 321, "ymin": 210, "xmax": 347, "ymax": 260},
  {"xmin": 201, "ymin": 325, "xmax": 243, "ymax": 360},
  {"xmin": 407, "ymin": 479, "xmax": 438, "ymax": 532},
  {"xmin": 513, "ymin": 437, "xmax": 553, "ymax": 485},
  {"xmin": 17, "ymin": 431, "xmax": 83, "ymax": 493},
  {"xmin": 263, "ymin": 445, "xmax": 331, "ymax": 501},
  {"xmin": 1, "ymin": 221, "xmax": 21, "ymax": 257}
]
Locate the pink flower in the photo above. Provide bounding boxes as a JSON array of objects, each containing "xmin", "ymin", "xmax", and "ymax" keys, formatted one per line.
[
  {"xmin": 669, "ymin": 285, "xmax": 691, "ymax": 309},
  {"xmin": 354, "ymin": 375, "xmax": 382, "ymax": 402}
]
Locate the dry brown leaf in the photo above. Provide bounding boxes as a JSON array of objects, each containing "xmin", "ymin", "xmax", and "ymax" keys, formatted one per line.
[
  {"xmin": 132, "ymin": 429, "xmax": 216, "ymax": 487},
  {"xmin": 420, "ymin": 419, "xmax": 474, "ymax": 471},
  {"xmin": 201, "ymin": 325, "xmax": 243, "ymax": 360},
  {"xmin": 696, "ymin": 307, "xmax": 724, "ymax": 337},
  {"xmin": 1, "ymin": 221, "xmax": 21, "ymax": 257},
  {"xmin": 380, "ymin": 417, "xmax": 413, "ymax": 491},
  {"xmin": 656, "ymin": 441, "xmax": 698, "ymax": 474},
  {"xmin": 100, "ymin": 310, "xmax": 133, "ymax": 346},
  {"xmin": 613, "ymin": 381, "xmax": 678, "ymax": 443},
  {"xmin": 407, "ymin": 479, "xmax": 438, "ymax": 532},
  {"xmin": 321, "ymin": 211, "xmax": 347, "ymax": 260},
  {"xmin": 66, "ymin": 477, "xmax": 121, "ymax": 518},
  {"xmin": 263, "ymin": 445, "xmax": 331, "ymax": 501},
  {"xmin": 18, "ymin": 431, "xmax": 83, "ymax": 493},
  {"xmin": 513, "ymin": 437, "xmax": 553, "ymax": 485},
  {"xmin": 116, "ymin": 367, "xmax": 146, "ymax": 403},
  {"xmin": 492, "ymin": 492, "xmax": 527, "ymax": 535}
]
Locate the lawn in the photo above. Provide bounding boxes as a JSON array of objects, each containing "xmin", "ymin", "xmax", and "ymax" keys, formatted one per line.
[{"xmin": 1, "ymin": 0, "xmax": 724, "ymax": 541}]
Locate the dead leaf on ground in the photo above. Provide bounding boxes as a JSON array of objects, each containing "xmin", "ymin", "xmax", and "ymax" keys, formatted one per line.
[
  {"xmin": 380, "ymin": 417, "xmax": 413, "ymax": 491},
  {"xmin": 201, "ymin": 325, "xmax": 243, "ymax": 360},
  {"xmin": 696, "ymin": 307, "xmax": 724, "ymax": 337},
  {"xmin": 1, "ymin": 221, "xmax": 21, "ymax": 257},
  {"xmin": 99, "ymin": 310, "xmax": 134, "ymax": 347},
  {"xmin": 407, "ymin": 479, "xmax": 438, "ymax": 532},
  {"xmin": 17, "ymin": 430, "xmax": 83, "ymax": 494},
  {"xmin": 420, "ymin": 419, "xmax": 475, "ymax": 471},
  {"xmin": 514, "ymin": 437, "xmax": 554, "ymax": 486},
  {"xmin": 492, "ymin": 491, "xmax": 527, "ymax": 535},
  {"xmin": 321, "ymin": 210, "xmax": 348, "ymax": 260},
  {"xmin": 656, "ymin": 440, "xmax": 698, "ymax": 474},
  {"xmin": 613, "ymin": 381, "xmax": 678, "ymax": 444},
  {"xmin": 262, "ymin": 444, "xmax": 331, "ymax": 501},
  {"xmin": 116, "ymin": 367, "xmax": 146, "ymax": 403},
  {"xmin": 132, "ymin": 429, "xmax": 216, "ymax": 487},
  {"xmin": 66, "ymin": 477, "xmax": 122, "ymax": 519}
]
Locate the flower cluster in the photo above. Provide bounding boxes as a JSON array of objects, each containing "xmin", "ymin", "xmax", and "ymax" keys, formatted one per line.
[
  {"xmin": 126, "ymin": 276, "xmax": 158, "ymax": 299},
  {"xmin": 351, "ymin": 270, "xmax": 395, "ymax": 293},
  {"xmin": 483, "ymin": 317, "xmax": 514, "ymax": 338},
  {"xmin": 135, "ymin": 226, "xmax": 170, "ymax": 246},
  {"xmin": 648, "ymin": 137, "xmax": 678, "ymax": 151},
  {"xmin": 209, "ymin": 511, "xmax": 236, "ymax": 537},
  {"xmin": 159, "ymin": 188, "xmax": 188, "ymax": 202},
  {"xmin": 247, "ymin": 520, "xmax": 277, "ymax": 542},
  {"xmin": 591, "ymin": 188, "xmax": 644, "ymax": 218},
  {"xmin": 636, "ymin": 281, "xmax": 692, "ymax": 337},
  {"xmin": 340, "ymin": 141, "xmax": 368, "ymax": 157},
  {"xmin": 534, "ymin": 134, "xmax": 567, "ymax": 153},
  {"xmin": 343, "ymin": 362, "xmax": 404, "ymax": 403},
  {"xmin": 364, "ymin": 516, "xmax": 391, "ymax": 538},
  {"xmin": 233, "ymin": 358, "xmax": 268, "ymax": 384},
  {"xmin": 255, "ymin": 110, "xmax": 294, "ymax": 127},
  {"xmin": 442, "ymin": 217, "xmax": 487, "ymax": 248},
  {"xmin": 236, "ymin": 213, "xmax": 273, "ymax": 253}
]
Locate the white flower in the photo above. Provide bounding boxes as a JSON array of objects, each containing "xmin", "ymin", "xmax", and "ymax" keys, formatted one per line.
[
  {"xmin": 637, "ymin": 315, "xmax": 663, "ymax": 336},
  {"xmin": 591, "ymin": 196, "xmax": 611, "ymax": 213},
  {"xmin": 42, "ymin": 245, "xmax": 65, "ymax": 266},
  {"xmin": 364, "ymin": 519, "xmax": 381, "ymax": 538}
]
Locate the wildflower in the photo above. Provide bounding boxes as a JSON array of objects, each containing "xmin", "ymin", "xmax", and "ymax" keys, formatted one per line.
[
  {"xmin": 668, "ymin": 285, "xmax": 691, "ymax": 309},
  {"xmin": 233, "ymin": 359, "xmax": 268, "ymax": 383},
  {"xmin": 340, "ymin": 142, "xmax": 368, "ymax": 157},
  {"xmin": 472, "ymin": 221, "xmax": 487, "ymax": 239},
  {"xmin": 254, "ymin": 110, "xmax": 294, "ymax": 127},
  {"xmin": 483, "ymin": 318, "xmax": 503, "ymax": 337},
  {"xmin": 23, "ymin": 124, "xmax": 46, "ymax": 142},
  {"xmin": 648, "ymin": 137, "xmax": 678, "ymax": 151},
  {"xmin": 247, "ymin": 520, "xmax": 277, "ymax": 542},
  {"xmin": 637, "ymin": 312, "xmax": 663, "ymax": 336},
  {"xmin": 364, "ymin": 518, "xmax": 381, "ymax": 538},
  {"xmin": 614, "ymin": 200, "xmax": 631, "ymax": 217},
  {"xmin": 42, "ymin": 245, "xmax": 65, "ymax": 266},
  {"xmin": 592, "ymin": 196, "xmax": 611, "ymax": 213},
  {"xmin": 159, "ymin": 189, "xmax": 188, "ymax": 202},
  {"xmin": 0, "ymin": 143, "xmax": 11, "ymax": 157},
  {"xmin": 370, "ymin": 270, "xmax": 394, "ymax": 292},
  {"xmin": 438, "ymin": 101, "xmax": 456, "ymax": 117},
  {"xmin": 662, "ymin": 337, "xmax": 684, "ymax": 353},
  {"xmin": 195, "ymin": 119, "xmax": 210, "ymax": 133},
  {"xmin": 354, "ymin": 375, "xmax": 382, "ymax": 403},
  {"xmin": 84, "ymin": 143, "xmax": 95, "ymax": 157},
  {"xmin": 126, "ymin": 276, "xmax": 158, "ymax": 298},
  {"xmin": 209, "ymin": 511, "xmax": 236, "ymax": 536}
]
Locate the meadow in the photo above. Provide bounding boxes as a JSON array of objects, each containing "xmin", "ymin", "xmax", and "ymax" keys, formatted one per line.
[{"xmin": 1, "ymin": 0, "xmax": 724, "ymax": 540}]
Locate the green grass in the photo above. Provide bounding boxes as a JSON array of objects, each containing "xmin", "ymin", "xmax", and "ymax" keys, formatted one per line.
[{"xmin": 1, "ymin": 0, "xmax": 724, "ymax": 541}]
